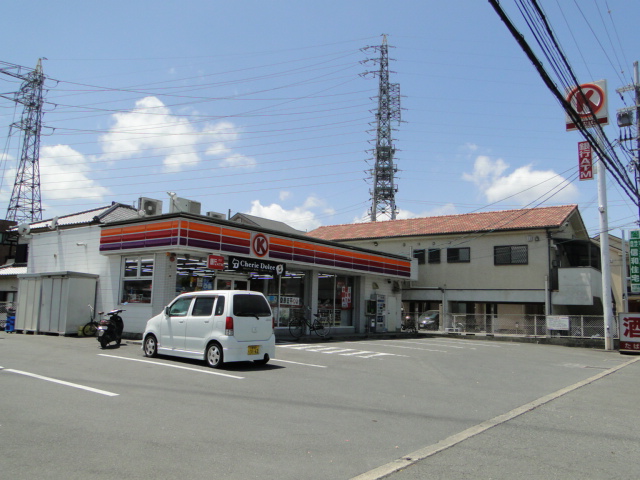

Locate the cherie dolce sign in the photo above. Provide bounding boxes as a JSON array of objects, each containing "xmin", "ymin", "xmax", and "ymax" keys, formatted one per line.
[
  {"xmin": 229, "ymin": 255, "xmax": 285, "ymax": 276},
  {"xmin": 565, "ymin": 80, "xmax": 609, "ymax": 131}
]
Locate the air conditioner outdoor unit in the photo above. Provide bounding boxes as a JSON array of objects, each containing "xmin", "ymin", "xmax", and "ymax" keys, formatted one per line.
[
  {"xmin": 169, "ymin": 197, "xmax": 202, "ymax": 215},
  {"xmin": 206, "ymin": 211, "xmax": 226, "ymax": 220},
  {"xmin": 139, "ymin": 197, "xmax": 163, "ymax": 216}
]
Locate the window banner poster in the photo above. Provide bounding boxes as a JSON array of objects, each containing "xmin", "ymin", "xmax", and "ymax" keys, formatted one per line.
[{"xmin": 619, "ymin": 313, "xmax": 640, "ymax": 354}]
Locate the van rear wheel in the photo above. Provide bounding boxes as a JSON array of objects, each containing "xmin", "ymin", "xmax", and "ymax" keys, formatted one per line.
[{"xmin": 206, "ymin": 343, "xmax": 223, "ymax": 368}]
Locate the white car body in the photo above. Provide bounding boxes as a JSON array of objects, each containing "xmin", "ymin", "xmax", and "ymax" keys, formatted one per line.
[{"xmin": 142, "ymin": 290, "xmax": 275, "ymax": 367}]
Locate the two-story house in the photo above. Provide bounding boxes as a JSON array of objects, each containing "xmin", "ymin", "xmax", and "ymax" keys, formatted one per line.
[{"xmin": 308, "ymin": 205, "xmax": 612, "ymax": 333}]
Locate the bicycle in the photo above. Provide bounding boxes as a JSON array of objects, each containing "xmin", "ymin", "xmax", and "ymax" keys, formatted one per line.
[
  {"xmin": 401, "ymin": 316, "xmax": 417, "ymax": 334},
  {"xmin": 82, "ymin": 305, "xmax": 100, "ymax": 337},
  {"xmin": 288, "ymin": 306, "xmax": 332, "ymax": 339}
]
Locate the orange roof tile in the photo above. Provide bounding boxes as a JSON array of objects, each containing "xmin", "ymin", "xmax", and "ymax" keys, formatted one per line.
[{"xmin": 307, "ymin": 205, "xmax": 579, "ymax": 241}]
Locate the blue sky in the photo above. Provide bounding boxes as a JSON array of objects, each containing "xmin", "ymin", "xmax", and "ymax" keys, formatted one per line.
[{"xmin": 1, "ymin": 1, "xmax": 639, "ymax": 237}]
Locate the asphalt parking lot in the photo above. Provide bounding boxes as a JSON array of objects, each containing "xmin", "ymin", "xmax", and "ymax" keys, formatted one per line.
[{"xmin": 1, "ymin": 332, "xmax": 638, "ymax": 479}]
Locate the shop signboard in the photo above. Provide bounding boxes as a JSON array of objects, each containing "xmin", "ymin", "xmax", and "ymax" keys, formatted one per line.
[
  {"xmin": 629, "ymin": 230, "xmax": 640, "ymax": 293},
  {"xmin": 228, "ymin": 255, "xmax": 285, "ymax": 276},
  {"xmin": 207, "ymin": 254, "xmax": 225, "ymax": 270},
  {"xmin": 547, "ymin": 315, "xmax": 570, "ymax": 331},
  {"xmin": 619, "ymin": 313, "xmax": 640, "ymax": 353}
]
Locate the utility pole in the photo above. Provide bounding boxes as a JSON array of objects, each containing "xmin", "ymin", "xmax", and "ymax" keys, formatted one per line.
[
  {"xmin": 2, "ymin": 59, "xmax": 46, "ymax": 223},
  {"xmin": 362, "ymin": 35, "xmax": 401, "ymax": 222},
  {"xmin": 616, "ymin": 61, "xmax": 640, "ymax": 224}
]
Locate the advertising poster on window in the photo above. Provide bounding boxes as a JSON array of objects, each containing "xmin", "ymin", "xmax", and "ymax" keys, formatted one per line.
[
  {"xmin": 619, "ymin": 313, "xmax": 640, "ymax": 354},
  {"xmin": 341, "ymin": 286, "xmax": 352, "ymax": 309}
]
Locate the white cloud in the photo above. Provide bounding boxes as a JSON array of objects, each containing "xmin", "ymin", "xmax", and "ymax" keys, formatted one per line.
[
  {"xmin": 463, "ymin": 155, "xmax": 578, "ymax": 205},
  {"xmin": 279, "ymin": 191, "xmax": 292, "ymax": 201},
  {"xmin": 40, "ymin": 144, "xmax": 110, "ymax": 201},
  {"xmin": 247, "ymin": 196, "xmax": 333, "ymax": 231},
  {"xmin": 99, "ymin": 96, "xmax": 251, "ymax": 173},
  {"xmin": 218, "ymin": 153, "xmax": 257, "ymax": 169}
]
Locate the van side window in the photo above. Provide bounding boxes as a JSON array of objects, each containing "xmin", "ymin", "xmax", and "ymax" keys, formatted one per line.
[
  {"xmin": 214, "ymin": 296, "xmax": 225, "ymax": 316},
  {"xmin": 169, "ymin": 297, "xmax": 192, "ymax": 316},
  {"xmin": 233, "ymin": 294, "xmax": 271, "ymax": 317},
  {"xmin": 192, "ymin": 297, "xmax": 215, "ymax": 316}
]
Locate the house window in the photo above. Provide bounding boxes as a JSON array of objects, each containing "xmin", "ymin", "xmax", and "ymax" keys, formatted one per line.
[
  {"xmin": 428, "ymin": 248, "xmax": 441, "ymax": 264},
  {"xmin": 494, "ymin": 245, "xmax": 528, "ymax": 265},
  {"xmin": 447, "ymin": 247, "xmax": 470, "ymax": 263},
  {"xmin": 121, "ymin": 256, "xmax": 154, "ymax": 304},
  {"xmin": 413, "ymin": 249, "xmax": 426, "ymax": 265}
]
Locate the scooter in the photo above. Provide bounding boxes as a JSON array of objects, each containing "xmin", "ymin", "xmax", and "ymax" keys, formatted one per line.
[{"xmin": 97, "ymin": 309, "xmax": 125, "ymax": 349}]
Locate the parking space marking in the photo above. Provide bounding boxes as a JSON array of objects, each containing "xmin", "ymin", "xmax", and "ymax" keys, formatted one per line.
[
  {"xmin": 351, "ymin": 356, "xmax": 640, "ymax": 480},
  {"xmin": 278, "ymin": 344, "xmax": 408, "ymax": 359},
  {"xmin": 349, "ymin": 341, "xmax": 449, "ymax": 353},
  {"xmin": 357, "ymin": 352, "xmax": 397, "ymax": 359},
  {"xmin": 271, "ymin": 359, "xmax": 327, "ymax": 368},
  {"xmin": 98, "ymin": 354, "xmax": 244, "ymax": 379},
  {"xmin": 0, "ymin": 366, "xmax": 119, "ymax": 397}
]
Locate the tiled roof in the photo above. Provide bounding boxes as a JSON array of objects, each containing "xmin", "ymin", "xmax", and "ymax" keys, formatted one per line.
[
  {"xmin": 22, "ymin": 203, "xmax": 139, "ymax": 231},
  {"xmin": 307, "ymin": 205, "xmax": 579, "ymax": 241}
]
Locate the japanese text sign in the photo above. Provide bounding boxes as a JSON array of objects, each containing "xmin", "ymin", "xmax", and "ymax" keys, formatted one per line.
[
  {"xmin": 207, "ymin": 254, "xmax": 225, "ymax": 270},
  {"xmin": 619, "ymin": 313, "xmax": 640, "ymax": 353},
  {"xmin": 578, "ymin": 141, "xmax": 593, "ymax": 181},
  {"xmin": 629, "ymin": 230, "xmax": 640, "ymax": 294}
]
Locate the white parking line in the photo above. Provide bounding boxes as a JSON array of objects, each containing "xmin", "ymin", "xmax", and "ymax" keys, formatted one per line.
[
  {"xmin": 98, "ymin": 354, "xmax": 244, "ymax": 379},
  {"xmin": 271, "ymin": 359, "xmax": 327, "ymax": 368},
  {"xmin": 351, "ymin": 356, "xmax": 640, "ymax": 480},
  {"xmin": 349, "ymin": 341, "xmax": 449, "ymax": 353},
  {"xmin": 278, "ymin": 344, "xmax": 408, "ymax": 359},
  {"xmin": 0, "ymin": 366, "xmax": 119, "ymax": 397},
  {"xmin": 358, "ymin": 353, "xmax": 398, "ymax": 359}
]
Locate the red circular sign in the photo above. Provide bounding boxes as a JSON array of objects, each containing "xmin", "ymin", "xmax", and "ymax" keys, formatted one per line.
[
  {"xmin": 566, "ymin": 83, "xmax": 605, "ymax": 117},
  {"xmin": 252, "ymin": 233, "xmax": 269, "ymax": 257}
]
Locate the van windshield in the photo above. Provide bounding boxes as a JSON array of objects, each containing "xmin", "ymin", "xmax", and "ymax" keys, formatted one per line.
[{"xmin": 233, "ymin": 294, "xmax": 271, "ymax": 317}]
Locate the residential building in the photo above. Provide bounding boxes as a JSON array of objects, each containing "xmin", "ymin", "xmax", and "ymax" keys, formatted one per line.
[{"xmin": 308, "ymin": 205, "xmax": 614, "ymax": 332}]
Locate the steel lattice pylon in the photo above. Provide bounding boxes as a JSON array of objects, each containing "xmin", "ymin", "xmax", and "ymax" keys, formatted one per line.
[
  {"xmin": 362, "ymin": 35, "xmax": 401, "ymax": 221},
  {"xmin": 5, "ymin": 59, "xmax": 45, "ymax": 223}
]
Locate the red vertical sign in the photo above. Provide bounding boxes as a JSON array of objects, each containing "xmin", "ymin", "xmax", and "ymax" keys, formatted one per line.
[{"xmin": 578, "ymin": 141, "xmax": 593, "ymax": 181}]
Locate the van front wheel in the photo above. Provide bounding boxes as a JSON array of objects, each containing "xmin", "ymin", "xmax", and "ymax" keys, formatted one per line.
[{"xmin": 205, "ymin": 343, "xmax": 223, "ymax": 368}]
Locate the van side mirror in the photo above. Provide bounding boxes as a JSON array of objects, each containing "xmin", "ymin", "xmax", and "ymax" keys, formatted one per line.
[{"xmin": 164, "ymin": 306, "xmax": 170, "ymax": 316}]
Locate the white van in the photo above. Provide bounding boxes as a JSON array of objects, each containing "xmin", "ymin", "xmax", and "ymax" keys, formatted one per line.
[{"xmin": 142, "ymin": 290, "xmax": 275, "ymax": 368}]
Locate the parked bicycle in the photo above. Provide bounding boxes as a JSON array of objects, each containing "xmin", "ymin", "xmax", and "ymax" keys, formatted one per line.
[
  {"xmin": 288, "ymin": 306, "xmax": 332, "ymax": 339},
  {"xmin": 82, "ymin": 305, "xmax": 100, "ymax": 337},
  {"xmin": 401, "ymin": 316, "xmax": 417, "ymax": 333}
]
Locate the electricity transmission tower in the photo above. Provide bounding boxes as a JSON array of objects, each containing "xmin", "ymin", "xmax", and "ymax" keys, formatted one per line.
[
  {"xmin": 1, "ymin": 59, "xmax": 46, "ymax": 223},
  {"xmin": 616, "ymin": 61, "xmax": 640, "ymax": 224},
  {"xmin": 362, "ymin": 35, "xmax": 402, "ymax": 222}
]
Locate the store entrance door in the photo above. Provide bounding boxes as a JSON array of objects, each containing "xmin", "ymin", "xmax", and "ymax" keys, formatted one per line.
[{"xmin": 215, "ymin": 276, "xmax": 249, "ymax": 290}]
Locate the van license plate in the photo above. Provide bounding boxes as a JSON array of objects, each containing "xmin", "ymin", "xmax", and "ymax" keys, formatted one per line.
[{"xmin": 247, "ymin": 345, "xmax": 260, "ymax": 355}]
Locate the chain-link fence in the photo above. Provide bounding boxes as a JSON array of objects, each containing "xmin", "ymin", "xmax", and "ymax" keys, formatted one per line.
[{"xmin": 406, "ymin": 311, "xmax": 616, "ymax": 339}]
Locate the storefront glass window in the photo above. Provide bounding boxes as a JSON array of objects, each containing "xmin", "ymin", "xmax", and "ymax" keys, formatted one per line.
[
  {"xmin": 318, "ymin": 273, "xmax": 354, "ymax": 327},
  {"xmin": 257, "ymin": 271, "xmax": 306, "ymax": 327},
  {"xmin": 121, "ymin": 256, "xmax": 154, "ymax": 304},
  {"xmin": 175, "ymin": 256, "xmax": 215, "ymax": 294}
]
